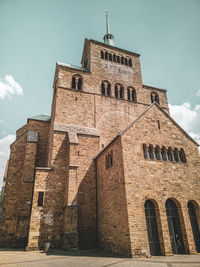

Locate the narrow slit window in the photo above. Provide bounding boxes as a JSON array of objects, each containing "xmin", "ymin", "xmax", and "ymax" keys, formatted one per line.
[{"xmin": 38, "ymin": 192, "xmax": 44, "ymax": 207}]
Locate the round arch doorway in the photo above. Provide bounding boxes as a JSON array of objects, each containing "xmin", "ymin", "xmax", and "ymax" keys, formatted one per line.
[
  {"xmin": 144, "ymin": 200, "xmax": 161, "ymax": 256},
  {"xmin": 166, "ymin": 199, "xmax": 185, "ymax": 254}
]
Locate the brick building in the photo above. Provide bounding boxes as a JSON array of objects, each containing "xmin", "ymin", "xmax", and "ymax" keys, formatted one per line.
[{"xmin": 0, "ymin": 16, "xmax": 200, "ymax": 257}]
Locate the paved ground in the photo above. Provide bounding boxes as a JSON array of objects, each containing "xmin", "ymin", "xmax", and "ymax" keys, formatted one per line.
[{"xmin": 0, "ymin": 249, "xmax": 200, "ymax": 267}]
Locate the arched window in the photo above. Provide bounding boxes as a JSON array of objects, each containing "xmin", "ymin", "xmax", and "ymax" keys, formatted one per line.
[
  {"xmin": 125, "ymin": 58, "xmax": 128, "ymax": 66},
  {"xmin": 72, "ymin": 76, "xmax": 76, "ymax": 89},
  {"xmin": 173, "ymin": 148, "xmax": 179, "ymax": 162},
  {"xmin": 120, "ymin": 86, "xmax": 124, "ymax": 98},
  {"xmin": 101, "ymin": 82, "xmax": 105, "ymax": 95},
  {"xmin": 155, "ymin": 145, "xmax": 161, "ymax": 160},
  {"xmin": 105, "ymin": 51, "xmax": 108, "ymax": 60},
  {"xmin": 127, "ymin": 88, "xmax": 131, "ymax": 101},
  {"xmin": 113, "ymin": 54, "xmax": 117, "ymax": 62},
  {"xmin": 179, "ymin": 149, "xmax": 186, "ymax": 163},
  {"xmin": 161, "ymin": 146, "xmax": 167, "ymax": 161},
  {"xmin": 132, "ymin": 88, "xmax": 136, "ymax": 101},
  {"xmin": 101, "ymin": 50, "xmax": 105, "ymax": 59},
  {"xmin": 129, "ymin": 58, "xmax": 132, "ymax": 67},
  {"xmin": 117, "ymin": 56, "xmax": 120, "ymax": 63},
  {"xmin": 101, "ymin": 81, "xmax": 111, "ymax": 97},
  {"xmin": 188, "ymin": 201, "xmax": 200, "ymax": 252},
  {"xmin": 148, "ymin": 145, "xmax": 154, "ymax": 160},
  {"xmin": 121, "ymin": 56, "xmax": 125, "ymax": 64},
  {"xmin": 150, "ymin": 92, "xmax": 160, "ymax": 104},
  {"xmin": 109, "ymin": 53, "xmax": 112, "ymax": 61},
  {"xmin": 72, "ymin": 75, "xmax": 82, "ymax": 90},
  {"xmin": 143, "ymin": 144, "xmax": 148, "ymax": 159},
  {"xmin": 115, "ymin": 84, "xmax": 123, "ymax": 98},
  {"xmin": 167, "ymin": 147, "xmax": 173, "ymax": 161},
  {"xmin": 127, "ymin": 87, "xmax": 136, "ymax": 102},
  {"xmin": 115, "ymin": 85, "xmax": 118, "ymax": 98}
]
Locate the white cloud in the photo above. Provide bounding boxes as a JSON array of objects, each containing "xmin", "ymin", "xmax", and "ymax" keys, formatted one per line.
[
  {"xmin": 0, "ymin": 135, "xmax": 15, "ymax": 187},
  {"xmin": 169, "ymin": 102, "xmax": 200, "ymax": 147},
  {"xmin": 0, "ymin": 75, "xmax": 23, "ymax": 99},
  {"xmin": 196, "ymin": 89, "xmax": 200, "ymax": 97}
]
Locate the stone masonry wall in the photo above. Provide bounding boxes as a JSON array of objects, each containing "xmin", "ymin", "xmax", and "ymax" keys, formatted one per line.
[
  {"xmin": 0, "ymin": 119, "xmax": 50, "ymax": 247},
  {"xmin": 97, "ymin": 137, "xmax": 132, "ymax": 256},
  {"xmin": 121, "ymin": 104, "xmax": 200, "ymax": 256}
]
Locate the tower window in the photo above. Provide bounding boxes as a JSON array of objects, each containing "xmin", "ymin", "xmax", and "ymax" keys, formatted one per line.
[
  {"xmin": 127, "ymin": 87, "xmax": 136, "ymax": 102},
  {"xmin": 113, "ymin": 54, "xmax": 117, "ymax": 62},
  {"xmin": 129, "ymin": 58, "xmax": 132, "ymax": 67},
  {"xmin": 121, "ymin": 56, "xmax": 125, "ymax": 65},
  {"xmin": 125, "ymin": 58, "xmax": 128, "ymax": 66},
  {"xmin": 127, "ymin": 88, "xmax": 131, "ymax": 101},
  {"xmin": 105, "ymin": 51, "xmax": 108, "ymax": 60},
  {"xmin": 101, "ymin": 81, "xmax": 111, "ymax": 97},
  {"xmin": 151, "ymin": 92, "xmax": 160, "ymax": 104},
  {"xmin": 38, "ymin": 192, "xmax": 44, "ymax": 207},
  {"xmin": 101, "ymin": 50, "xmax": 105, "ymax": 59},
  {"xmin": 72, "ymin": 74, "xmax": 82, "ymax": 90},
  {"xmin": 117, "ymin": 56, "xmax": 120, "ymax": 63},
  {"xmin": 120, "ymin": 86, "xmax": 124, "ymax": 98},
  {"xmin": 115, "ymin": 84, "xmax": 124, "ymax": 99},
  {"xmin": 109, "ymin": 53, "xmax": 112, "ymax": 61}
]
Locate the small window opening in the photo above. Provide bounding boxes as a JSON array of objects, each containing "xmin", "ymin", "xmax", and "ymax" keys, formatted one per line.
[
  {"xmin": 101, "ymin": 82, "xmax": 105, "ymax": 95},
  {"xmin": 167, "ymin": 147, "xmax": 173, "ymax": 161},
  {"xmin": 38, "ymin": 192, "xmax": 44, "ymax": 207},
  {"xmin": 125, "ymin": 58, "xmax": 128, "ymax": 66},
  {"xmin": 120, "ymin": 86, "xmax": 124, "ymax": 98},
  {"xmin": 127, "ymin": 88, "xmax": 131, "ymax": 101},
  {"xmin": 109, "ymin": 53, "xmax": 112, "ymax": 61},
  {"xmin": 115, "ymin": 85, "xmax": 118, "ymax": 98},
  {"xmin": 148, "ymin": 145, "xmax": 154, "ymax": 160},
  {"xmin": 105, "ymin": 51, "xmax": 108, "ymax": 60},
  {"xmin": 101, "ymin": 51, "xmax": 104, "ymax": 59},
  {"xmin": 155, "ymin": 145, "xmax": 161, "ymax": 160},
  {"xmin": 179, "ymin": 149, "xmax": 186, "ymax": 163},
  {"xmin": 117, "ymin": 56, "xmax": 120, "ymax": 63},
  {"xmin": 129, "ymin": 58, "xmax": 132, "ymax": 67},
  {"xmin": 113, "ymin": 54, "xmax": 117, "ymax": 62},
  {"xmin": 157, "ymin": 120, "xmax": 160, "ymax": 129},
  {"xmin": 143, "ymin": 144, "xmax": 148, "ymax": 159}
]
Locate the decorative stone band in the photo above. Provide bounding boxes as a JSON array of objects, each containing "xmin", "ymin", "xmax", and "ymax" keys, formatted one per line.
[
  {"xmin": 27, "ymin": 130, "xmax": 38, "ymax": 143},
  {"xmin": 54, "ymin": 122, "xmax": 99, "ymax": 144}
]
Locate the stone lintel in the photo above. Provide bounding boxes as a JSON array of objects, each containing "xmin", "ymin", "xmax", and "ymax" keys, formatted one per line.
[
  {"xmin": 27, "ymin": 130, "xmax": 38, "ymax": 143},
  {"xmin": 54, "ymin": 122, "xmax": 99, "ymax": 144}
]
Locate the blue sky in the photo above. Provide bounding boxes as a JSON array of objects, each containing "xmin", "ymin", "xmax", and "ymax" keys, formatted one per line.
[{"xmin": 0, "ymin": 0, "xmax": 200, "ymax": 186}]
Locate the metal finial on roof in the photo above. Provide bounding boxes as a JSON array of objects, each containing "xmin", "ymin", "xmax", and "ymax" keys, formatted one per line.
[
  {"xmin": 103, "ymin": 12, "xmax": 115, "ymax": 46},
  {"xmin": 106, "ymin": 12, "xmax": 110, "ymax": 34}
]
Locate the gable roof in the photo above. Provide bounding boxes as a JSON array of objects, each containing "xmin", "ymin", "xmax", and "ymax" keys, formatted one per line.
[{"xmin": 95, "ymin": 102, "xmax": 198, "ymax": 159}]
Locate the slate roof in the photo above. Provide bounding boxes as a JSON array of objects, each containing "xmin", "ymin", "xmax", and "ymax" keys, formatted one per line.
[{"xmin": 28, "ymin": 114, "xmax": 51, "ymax": 122}]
